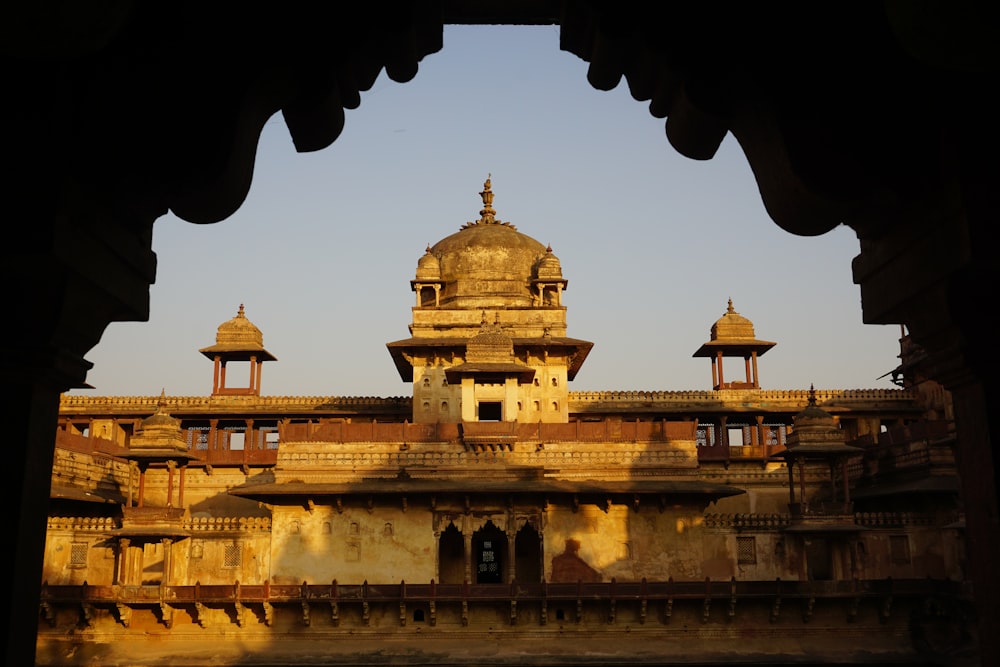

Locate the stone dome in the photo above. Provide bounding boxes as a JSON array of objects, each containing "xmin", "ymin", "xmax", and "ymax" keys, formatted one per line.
[
  {"xmin": 710, "ymin": 298, "xmax": 757, "ymax": 341},
  {"xmin": 535, "ymin": 245, "xmax": 563, "ymax": 280},
  {"xmin": 139, "ymin": 392, "xmax": 182, "ymax": 432},
  {"xmin": 129, "ymin": 391, "xmax": 189, "ymax": 454},
  {"xmin": 415, "ymin": 245, "xmax": 441, "ymax": 280},
  {"xmin": 425, "ymin": 177, "xmax": 552, "ymax": 307},
  {"xmin": 215, "ymin": 304, "xmax": 264, "ymax": 348},
  {"xmin": 199, "ymin": 304, "xmax": 276, "ymax": 360},
  {"xmin": 785, "ymin": 386, "xmax": 849, "ymax": 451}
]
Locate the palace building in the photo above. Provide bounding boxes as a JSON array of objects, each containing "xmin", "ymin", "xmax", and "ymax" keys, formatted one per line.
[{"xmin": 38, "ymin": 180, "xmax": 972, "ymax": 665}]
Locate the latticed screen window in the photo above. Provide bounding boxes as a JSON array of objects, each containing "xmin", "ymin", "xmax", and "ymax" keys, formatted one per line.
[
  {"xmin": 696, "ymin": 425, "xmax": 716, "ymax": 447},
  {"xmin": 223, "ymin": 542, "xmax": 242, "ymax": 568},
  {"xmin": 259, "ymin": 427, "xmax": 279, "ymax": 449},
  {"xmin": 186, "ymin": 426, "xmax": 209, "ymax": 450},
  {"xmin": 890, "ymin": 535, "xmax": 911, "ymax": 564},
  {"xmin": 764, "ymin": 424, "xmax": 788, "ymax": 447},
  {"xmin": 736, "ymin": 536, "xmax": 757, "ymax": 564},
  {"xmin": 69, "ymin": 543, "xmax": 88, "ymax": 568}
]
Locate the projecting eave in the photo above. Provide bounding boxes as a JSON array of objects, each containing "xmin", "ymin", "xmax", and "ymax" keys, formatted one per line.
[
  {"xmin": 229, "ymin": 478, "xmax": 745, "ymax": 502},
  {"xmin": 122, "ymin": 449, "xmax": 203, "ymax": 464},
  {"xmin": 770, "ymin": 443, "xmax": 865, "ymax": 459},
  {"xmin": 386, "ymin": 336, "xmax": 594, "ymax": 381},
  {"xmin": 198, "ymin": 345, "xmax": 277, "ymax": 361},
  {"xmin": 692, "ymin": 339, "xmax": 776, "ymax": 358},
  {"xmin": 444, "ymin": 362, "xmax": 535, "ymax": 383},
  {"xmin": 50, "ymin": 484, "xmax": 123, "ymax": 505},
  {"xmin": 782, "ymin": 523, "xmax": 868, "ymax": 534},
  {"xmin": 852, "ymin": 476, "xmax": 960, "ymax": 499}
]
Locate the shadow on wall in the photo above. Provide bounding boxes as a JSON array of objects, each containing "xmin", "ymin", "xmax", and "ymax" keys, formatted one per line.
[{"xmin": 551, "ymin": 538, "xmax": 601, "ymax": 582}]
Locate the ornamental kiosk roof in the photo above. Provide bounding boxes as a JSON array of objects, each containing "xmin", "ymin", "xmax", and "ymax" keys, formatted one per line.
[
  {"xmin": 199, "ymin": 304, "xmax": 277, "ymax": 361},
  {"xmin": 693, "ymin": 298, "xmax": 776, "ymax": 358}
]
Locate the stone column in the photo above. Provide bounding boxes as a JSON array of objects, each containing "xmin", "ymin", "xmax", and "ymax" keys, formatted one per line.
[
  {"xmin": 161, "ymin": 538, "xmax": 173, "ymax": 586},
  {"xmin": 116, "ymin": 538, "xmax": 131, "ymax": 585},
  {"xmin": 506, "ymin": 527, "xmax": 517, "ymax": 584},
  {"xmin": 166, "ymin": 460, "xmax": 176, "ymax": 507}
]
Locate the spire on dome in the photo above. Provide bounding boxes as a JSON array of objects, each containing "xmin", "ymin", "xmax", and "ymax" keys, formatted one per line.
[
  {"xmin": 727, "ymin": 297, "xmax": 735, "ymax": 313},
  {"xmin": 461, "ymin": 175, "xmax": 516, "ymax": 229},
  {"xmin": 479, "ymin": 174, "xmax": 496, "ymax": 223}
]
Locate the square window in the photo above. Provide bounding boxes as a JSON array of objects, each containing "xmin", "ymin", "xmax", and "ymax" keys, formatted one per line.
[{"xmin": 478, "ymin": 402, "xmax": 502, "ymax": 421}]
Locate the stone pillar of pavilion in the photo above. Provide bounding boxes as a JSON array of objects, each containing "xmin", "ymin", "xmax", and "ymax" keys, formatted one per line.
[
  {"xmin": 199, "ymin": 304, "xmax": 277, "ymax": 396},
  {"xmin": 693, "ymin": 299, "xmax": 776, "ymax": 390}
]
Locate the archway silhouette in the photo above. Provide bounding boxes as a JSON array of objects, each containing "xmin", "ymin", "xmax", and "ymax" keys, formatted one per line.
[{"xmin": 5, "ymin": 6, "xmax": 997, "ymax": 666}]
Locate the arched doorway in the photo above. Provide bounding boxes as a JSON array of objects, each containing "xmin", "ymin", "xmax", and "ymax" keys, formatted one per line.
[
  {"xmin": 437, "ymin": 522, "xmax": 464, "ymax": 584},
  {"xmin": 472, "ymin": 520, "xmax": 507, "ymax": 584},
  {"xmin": 514, "ymin": 521, "xmax": 542, "ymax": 583}
]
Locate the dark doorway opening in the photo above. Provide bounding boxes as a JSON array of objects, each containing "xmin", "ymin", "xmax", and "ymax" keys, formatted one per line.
[
  {"xmin": 438, "ymin": 522, "xmax": 465, "ymax": 584},
  {"xmin": 479, "ymin": 401, "xmax": 502, "ymax": 421},
  {"xmin": 514, "ymin": 521, "xmax": 542, "ymax": 583},
  {"xmin": 473, "ymin": 520, "xmax": 507, "ymax": 583},
  {"xmin": 806, "ymin": 538, "xmax": 833, "ymax": 581}
]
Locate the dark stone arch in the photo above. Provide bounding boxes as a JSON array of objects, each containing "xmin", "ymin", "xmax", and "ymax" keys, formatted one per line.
[
  {"xmin": 3, "ymin": 4, "xmax": 998, "ymax": 665},
  {"xmin": 437, "ymin": 521, "xmax": 464, "ymax": 585},
  {"xmin": 472, "ymin": 520, "xmax": 507, "ymax": 584},
  {"xmin": 514, "ymin": 520, "xmax": 543, "ymax": 584}
]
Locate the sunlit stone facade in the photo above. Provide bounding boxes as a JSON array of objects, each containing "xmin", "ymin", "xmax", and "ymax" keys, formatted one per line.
[{"xmin": 38, "ymin": 180, "xmax": 971, "ymax": 665}]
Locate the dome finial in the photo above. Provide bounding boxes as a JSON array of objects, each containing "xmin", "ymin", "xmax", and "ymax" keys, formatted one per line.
[
  {"xmin": 479, "ymin": 174, "xmax": 497, "ymax": 223},
  {"xmin": 808, "ymin": 383, "xmax": 817, "ymax": 406},
  {"xmin": 727, "ymin": 298, "xmax": 735, "ymax": 313}
]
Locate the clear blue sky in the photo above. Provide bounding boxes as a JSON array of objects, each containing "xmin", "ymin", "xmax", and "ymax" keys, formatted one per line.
[{"xmin": 72, "ymin": 25, "xmax": 902, "ymax": 398}]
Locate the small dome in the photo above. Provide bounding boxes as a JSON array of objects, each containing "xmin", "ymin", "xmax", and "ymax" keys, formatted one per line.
[
  {"xmin": 200, "ymin": 305, "xmax": 276, "ymax": 361},
  {"xmin": 139, "ymin": 393, "xmax": 181, "ymax": 433},
  {"xmin": 785, "ymin": 386, "xmax": 848, "ymax": 451},
  {"xmin": 535, "ymin": 244, "xmax": 563, "ymax": 280},
  {"xmin": 415, "ymin": 245, "xmax": 441, "ymax": 280},
  {"xmin": 793, "ymin": 392, "xmax": 838, "ymax": 431},
  {"xmin": 129, "ymin": 391, "xmax": 189, "ymax": 454},
  {"xmin": 711, "ymin": 298, "xmax": 757, "ymax": 341},
  {"xmin": 214, "ymin": 304, "xmax": 264, "ymax": 348}
]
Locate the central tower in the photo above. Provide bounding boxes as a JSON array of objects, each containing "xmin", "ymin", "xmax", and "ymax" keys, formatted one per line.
[{"xmin": 387, "ymin": 177, "xmax": 593, "ymax": 424}]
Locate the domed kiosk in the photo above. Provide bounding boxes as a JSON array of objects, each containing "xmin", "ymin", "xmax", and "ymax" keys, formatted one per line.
[
  {"xmin": 199, "ymin": 304, "xmax": 277, "ymax": 396},
  {"xmin": 693, "ymin": 299, "xmax": 776, "ymax": 390},
  {"xmin": 389, "ymin": 177, "xmax": 592, "ymax": 424}
]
